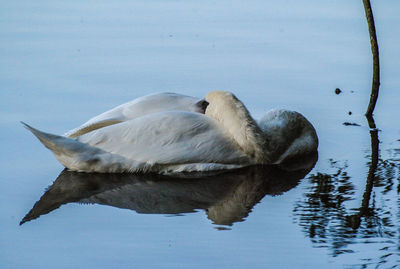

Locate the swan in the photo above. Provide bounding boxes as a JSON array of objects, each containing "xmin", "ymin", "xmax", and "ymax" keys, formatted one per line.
[{"xmin": 23, "ymin": 91, "xmax": 318, "ymax": 174}]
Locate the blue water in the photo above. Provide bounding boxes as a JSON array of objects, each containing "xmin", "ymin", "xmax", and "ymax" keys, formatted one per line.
[{"xmin": 1, "ymin": 1, "xmax": 400, "ymax": 268}]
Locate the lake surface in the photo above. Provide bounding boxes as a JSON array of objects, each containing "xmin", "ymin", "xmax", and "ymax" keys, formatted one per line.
[{"xmin": 1, "ymin": 0, "xmax": 400, "ymax": 268}]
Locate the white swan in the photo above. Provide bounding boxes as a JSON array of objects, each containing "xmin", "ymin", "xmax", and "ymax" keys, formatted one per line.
[{"xmin": 23, "ymin": 91, "xmax": 318, "ymax": 174}]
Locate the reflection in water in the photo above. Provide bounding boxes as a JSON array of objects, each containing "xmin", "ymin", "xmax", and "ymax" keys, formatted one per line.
[
  {"xmin": 21, "ymin": 155, "xmax": 317, "ymax": 227},
  {"xmin": 294, "ymin": 118, "xmax": 400, "ymax": 267},
  {"xmin": 346, "ymin": 116, "xmax": 380, "ymax": 231},
  {"xmin": 293, "ymin": 160, "xmax": 357, "ymax": 255}
]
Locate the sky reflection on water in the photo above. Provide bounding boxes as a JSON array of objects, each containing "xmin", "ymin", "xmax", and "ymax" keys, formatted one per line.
[{"xmin": 1, "ymin": 0, "xmax": 400, "ymax": 268}]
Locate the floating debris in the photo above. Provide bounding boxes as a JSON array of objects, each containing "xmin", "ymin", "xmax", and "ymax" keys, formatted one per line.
[{"xmin": 343, "ymin": 122, "xmax": 360, "ymax": 126}]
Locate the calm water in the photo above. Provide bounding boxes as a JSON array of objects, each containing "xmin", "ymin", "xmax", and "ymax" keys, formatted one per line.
[{"xmin": 1, "ymin": 0, "xmax": 400, "ymax": 268}]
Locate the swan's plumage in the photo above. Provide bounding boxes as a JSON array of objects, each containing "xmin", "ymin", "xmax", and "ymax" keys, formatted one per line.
[
  {"xmin": 65, "ymin": 92, "xmax": 203, "ymax": 138},
  {"xmin": 205, "ymin": 91, "xmax": 270, "ymax": 163},
  {"xmin": 76, "ymin": 111, "xmax": 252, "ymax": 171},
  {"xmin": 258, "ymin": 109, "xmax": 318, "ymax": 164},
  {"xmin": 24, "ymin": 91, "xmax": 318, "ymax": 174}
]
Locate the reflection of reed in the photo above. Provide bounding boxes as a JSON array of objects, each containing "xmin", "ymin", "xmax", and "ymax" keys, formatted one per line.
[
  {"xmin": 21, "ymin": 155, "xmax": 317, "ymax": 226},
  {"xmin": 293, "ymin": 116, "xmax": 400, "ymax": 265},
  {"xmin": 346, "ymin": 116, "xmax": 379, "ymax": 229},
  {"xmin": 361, "ymin": 116, "xmax": 379, "ymax": 213}
]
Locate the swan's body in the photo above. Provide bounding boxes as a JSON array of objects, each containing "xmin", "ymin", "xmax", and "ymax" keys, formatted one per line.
[{"xmin": 24, "ymin": 91, "xmax": 318, "ymax": 174}]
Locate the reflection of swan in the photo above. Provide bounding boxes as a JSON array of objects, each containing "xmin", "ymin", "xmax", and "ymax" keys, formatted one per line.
[
  {"xmin": 20, "ymin": 155, "xmax": 316, "ymax": 226},
  {"xmin": 23, "ymin": 91, "xmax": 318, "ymax": 173}
]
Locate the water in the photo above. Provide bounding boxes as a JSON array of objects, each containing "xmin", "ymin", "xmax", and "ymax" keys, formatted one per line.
[{"xmin": 1, "ymin": 0, "xmax": 400, "ymax": 268}]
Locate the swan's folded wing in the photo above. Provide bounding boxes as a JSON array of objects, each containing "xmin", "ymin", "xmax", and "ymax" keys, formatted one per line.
[
  {"xmin": 76, "ymin": 111, "xmax": 252, "ymax": 167},
  {"xmin": 66, "ymin": 118, "xmax": 124, "ymax": 138},
  {"xmin": 65, "ymin": 92, "xmax": 202, "ymax": 138}
]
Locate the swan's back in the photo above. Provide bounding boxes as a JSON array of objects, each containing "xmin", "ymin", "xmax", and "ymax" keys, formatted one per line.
[{"xmin": 65, "ymin": 92, "xmax": 202, "ymax": 138}]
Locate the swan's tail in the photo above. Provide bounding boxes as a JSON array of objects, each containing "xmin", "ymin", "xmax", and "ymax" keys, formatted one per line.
[{"xmin": 21, "ymin": 122, "xmax": 150, "ymax": 173}]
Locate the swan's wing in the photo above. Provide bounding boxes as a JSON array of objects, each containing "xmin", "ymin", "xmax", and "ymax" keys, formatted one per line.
[
  {"xmin": 65, "ymin": 118, "xmax": 124, "ymax": 138},
  {"xmin": 65, "ymin": 92, "xmax": 203, "ymax": 138},
  {"xmin": 76, "ymin": 111, "xmax": 252, "ymax": 169}
]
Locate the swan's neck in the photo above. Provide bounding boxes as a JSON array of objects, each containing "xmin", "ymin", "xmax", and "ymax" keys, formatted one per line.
[{"xmin": 205, "ymin": 91, "xmax": 270, "ymax": 163}]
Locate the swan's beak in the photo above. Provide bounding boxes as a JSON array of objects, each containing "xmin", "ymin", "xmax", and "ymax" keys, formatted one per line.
[{"xmin": 196, "ymin": 99, "xmax": 209, "ymax": 114}]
